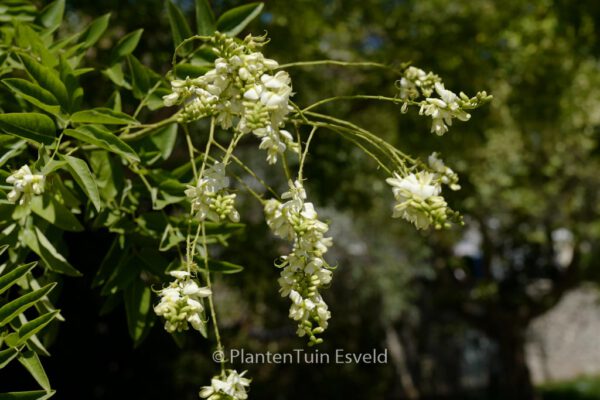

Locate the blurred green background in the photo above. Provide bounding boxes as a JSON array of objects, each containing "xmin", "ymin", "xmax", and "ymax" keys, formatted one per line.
[{"xmin": 4, "ymin": 0, "xmax": 600, "ymax": 399}]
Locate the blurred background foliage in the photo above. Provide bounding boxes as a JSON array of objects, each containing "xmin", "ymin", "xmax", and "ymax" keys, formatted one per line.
[{"xmin": 3, "ymin": 0, "xmax": 600, "ymax": 399}]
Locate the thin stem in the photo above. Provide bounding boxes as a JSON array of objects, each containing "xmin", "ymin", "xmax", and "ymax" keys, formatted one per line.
[
  {"xmin": 281, "ymin": 152, "xmax": 292, "ymax": 182},
  {"xmin": 212, "ymin": 141, "xmax": 280, "ymax": 199},
  {"xmin": 302, "ymin": 94, "xmax": 416, "ymax": 113},
  {"xmin": 183, "ymin": 124, "xmax": 198, "ymax": 180},
  {"xmin": 199, "ymin": 118, "xmax": 216, "ymax": 177},
  {"xmin": 133, "ymin": 81, "xmax": 163, "ymax": 119},
  {"xmin": 277, "ymin": 60, "xmax": 391, "ymax": 70},
  {"xmin": 49, "ymin": 132, "xmax": 64, "ymax": 161},
  {"xmin": 200, "ymin": 222, "xmax": 226, "ymax": 375},
  {"xmin": 298, "ymin": 126, "xmax": 318, "ymax": 181},
  {"xmin": 222, "ymin": 132, "xmax": 244, "ymax": 166},
  {"xmin": 171, "ymin": 35, "xmax": 212, "ymax": 67},
  {"xmin": 120, "ymin": 115, "xmax": 179, "ymax": 141}
]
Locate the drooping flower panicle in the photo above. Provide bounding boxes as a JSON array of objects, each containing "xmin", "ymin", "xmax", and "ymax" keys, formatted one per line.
[
  {"xmin": 164, "ymin": 33, "xmax": 297, "ymax": 164},
  {"xmin": 264, "ymin": 180, "xmax": 334, "ymax": 346},
  {"xmin": 397, "ymin": 66, "xmax": 492, "ymax": 135}
]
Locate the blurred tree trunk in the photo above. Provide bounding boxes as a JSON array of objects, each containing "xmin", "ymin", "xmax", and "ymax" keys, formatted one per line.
[
  {"xmin": 489, "ymin": 326, "xmax": 536, "ymax": 400},
  {"xmin": 385, "ymin": 325, "xmax": 419, "ymax": 399}
]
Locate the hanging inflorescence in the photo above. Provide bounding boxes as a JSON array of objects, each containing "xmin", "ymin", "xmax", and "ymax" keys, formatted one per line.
[{"xmin": 149, "ymin": 30, "xmax": 492, "ymax": 399}]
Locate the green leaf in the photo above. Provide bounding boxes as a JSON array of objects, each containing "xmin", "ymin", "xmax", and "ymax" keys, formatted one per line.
[
  {"xmin": 19, "ymin": 54, "xmax": 69, "ymax": 108},
  {"xmin": 0, "ymin": 390, "xmax": 56, "ymax": 400},
  {"xmin": 5, "ymin": 311, "xmax": 59, "ymax": 347},
  {"xmin": 36, "ymin": 0, "xmax": 65, "ymax": 32},
  {"xmin": 195, "ymin": 0, "xmax": 216, "ymax": 35},
  {"xmin": 109, "ymin": 29, "xmax": 143, "ymax": 64},
  {"xmin": 58, "ymin": 55, "xmax": 83, "ymax": 114},
  {"xmin": 61, "ymin": 155, "xmax": 102, "ymax": 211},
  {"xmin": 88, "ymin": 150, "xmax": 123, "ymax": 202},
  {"xmin": 17, "ymin": 351, "xmax": 50, "ymax": 391},
  {"xmin": 15, "ymin": 24, "xmax": 55, "ymax": 67},
  {"xmin": 167, "ymin": 0, "xmax": 192, "ymax": 50},
  {"xmin": 22, "ymin": 228, "xmax": 81, "ymax": 277},
  {"xmin": 127, "ymin": 55, "xmax": 150, "ymax": 97},
  {"xmin": 151, "ymin": 123, "xmax": 178, "ymax": 160},
  {"xmin": 0, "ymin": 113, "xmax": 55, "ymax": 145},
  {"xmin": 2, "ymin": 79, "xmax": 61, "ymax": 116},
  {"xmin": 124, "ymin": 279, "xmax": 154, "ymax": 347},
  {"xmin": 102, "ymin": 64, "xmax": 130, "ymax": 89},
  {"xmin": 0, "ymin": 262, "xmax": 37, "ymax": 296},
  {"xmin": 0, "ymin": 244, "xmax": 8, "ymax": 256},
  {"xmin": 78, "ymin": 13, "xmax": 110, "ymax": 48},
  {"xmin": 30, "ymin": 196, "xmax": 84, "ymax": 232},
  {"xmin": 216, "ymin": 2, "xmax": 264, "ymax": 37},
  {"xmin": 197, "ymin": 257, "xmax": 244, "ymax": 274},
  {"xmin": 64, "ymin": 125, "xmax": 140, "ymax": 163},
  {"xmin": 0, "ymin": 283, "xmax": 56, "ymax": 326},
  {"xmin": 0, "ymin": 348, "xmax": 19, "ymax": 369},
  {"xmin": 70, "ymin": 108, "xmax": 138, "ymax": 125}
]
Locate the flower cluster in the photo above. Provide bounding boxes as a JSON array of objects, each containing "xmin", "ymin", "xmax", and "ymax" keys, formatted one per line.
[
  {"xmin": 386, "ymin": 171, "xmax": 459, "ymax": 230},
  {"xmin": 428, "ymin": 152, "xmax": 461, "ymax": 191},
  {"xmin": 397, "ymin": 66, "xmax": 441, "ymax": 99},
  {"xmin": 154, "ymin": 270, "xmax": 211, "ymax": 333},
  {"xmin": 164, "ymin": 33, "xmax": 297, "ymax": 164},
  {"xmin": 397, "ymin": 66, "xmax": 492, "ymax": 135},
  {"xmin": 5, "ymin": 165, "xmax": 45, "ymax": 206},
  {"xmin": 185, "ymin": 162, "xmax": 240, "ymax": 223},
  {"xmin": 264, "ymin": 180, "xmax": 334, "ymax": 345},
  {"xmin": 199, "ymin": 369, "xmax": 251, "ymax": 400}
]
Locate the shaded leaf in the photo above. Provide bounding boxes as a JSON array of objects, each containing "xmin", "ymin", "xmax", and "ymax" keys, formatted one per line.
[
  {"xmin": 0, "ymin": 113, "xmax": 55, "ymax": 145},
  {"xmin": 36, "ymin": 0, "xmax": 65, "ymax": 32},
  {"xmin": 110, "ymin": 29, "xmax": 143, "ymax": 64},
  {"xmin": 0, "ymin": 283, "xmax": 56, "ymax": 326},
  {"xmin": 64, "ymin": 125, "xmax": 139, "ymax": 163},
  {"xmin": 5, "ymin": 311, "xmax": 59, "ymax": 347},
  {"xmin": 124, "ymin": 278, "xmax": 154, "ymax": 347},
  {"xmin": 61, "ymin": 155, "xmax": 101, "ymax": 211},
  {"xmin": 22, "ymin": 228, "xmax": 81, "ymax": 277},
  {"xmin": 2, "ymin": 79, "xmax": 61, "ymax": 116},
  {"xmin": 0, "ymin": 348, "xmax": 19, "ymax": 369},
  {"xmin": 17, "ymin": 351, "xmax": 50, "ymax": 392},
  {"xmin": 70, "ymin": 108, "xmax": 138, "ymax": 125},
  {"xmin": 0, "ymin": 390, "xmax": 55, "ymax": 399},
  {"xmin": 167, "ymin": 1, "xmax": 192, "ymax": 50},
  {"xmin": 216, "ymin": 2, "xmax": 263, "ymax": 37},
  {"xmin": 78, "ymin": 13, "xmax": 110, "ymax": 49},
  {"xmin": 195, "ymin": 0, "xmax": 216, "ymax": 35},
  {"xmin": 19, "ymin": 54, "xmax": 68, "ymax": 108},
  {"xmin": 30, "ymin": 196, "xmax": 84, "ymax": 232},
  {"xmin": 0, "ymin": 262, "xmax": 37, "ymax": 296}
]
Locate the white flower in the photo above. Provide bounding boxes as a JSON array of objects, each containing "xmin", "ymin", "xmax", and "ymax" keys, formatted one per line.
[
  {"xmin": 6, "ymin": 165, "xmax": 45, "ymax": 206},
  {"xmin": 154, "ymin": 272, "xmax": 211, "ymax": 333},
  {"xmin": 185, "ymin": 163, "xmax": 239, "ymax": 223},
  {"xmin": 199, "ymin": 370, "xmax": 251, "ymax": 400},
  {"xmin": 387, "ymin": 171, "xmax": 440, "ymax": 201},
  {"xmin": 386, "ymin": 171, "xmax": 452, "ymax": 230},
  {"xmin": 264, "ymin": 180, "xmax": 334, "ymax": 344},
  {"xmin": 428, "ymin": 152, "xmax": 461, "ymax": 191},
  {"xmin": 419, "ymin": 83, "xmax": 471, "ymax": 135},
  {"xmin": 162, "ymin": 34, "xmax": 295, "ymax": 166}
]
